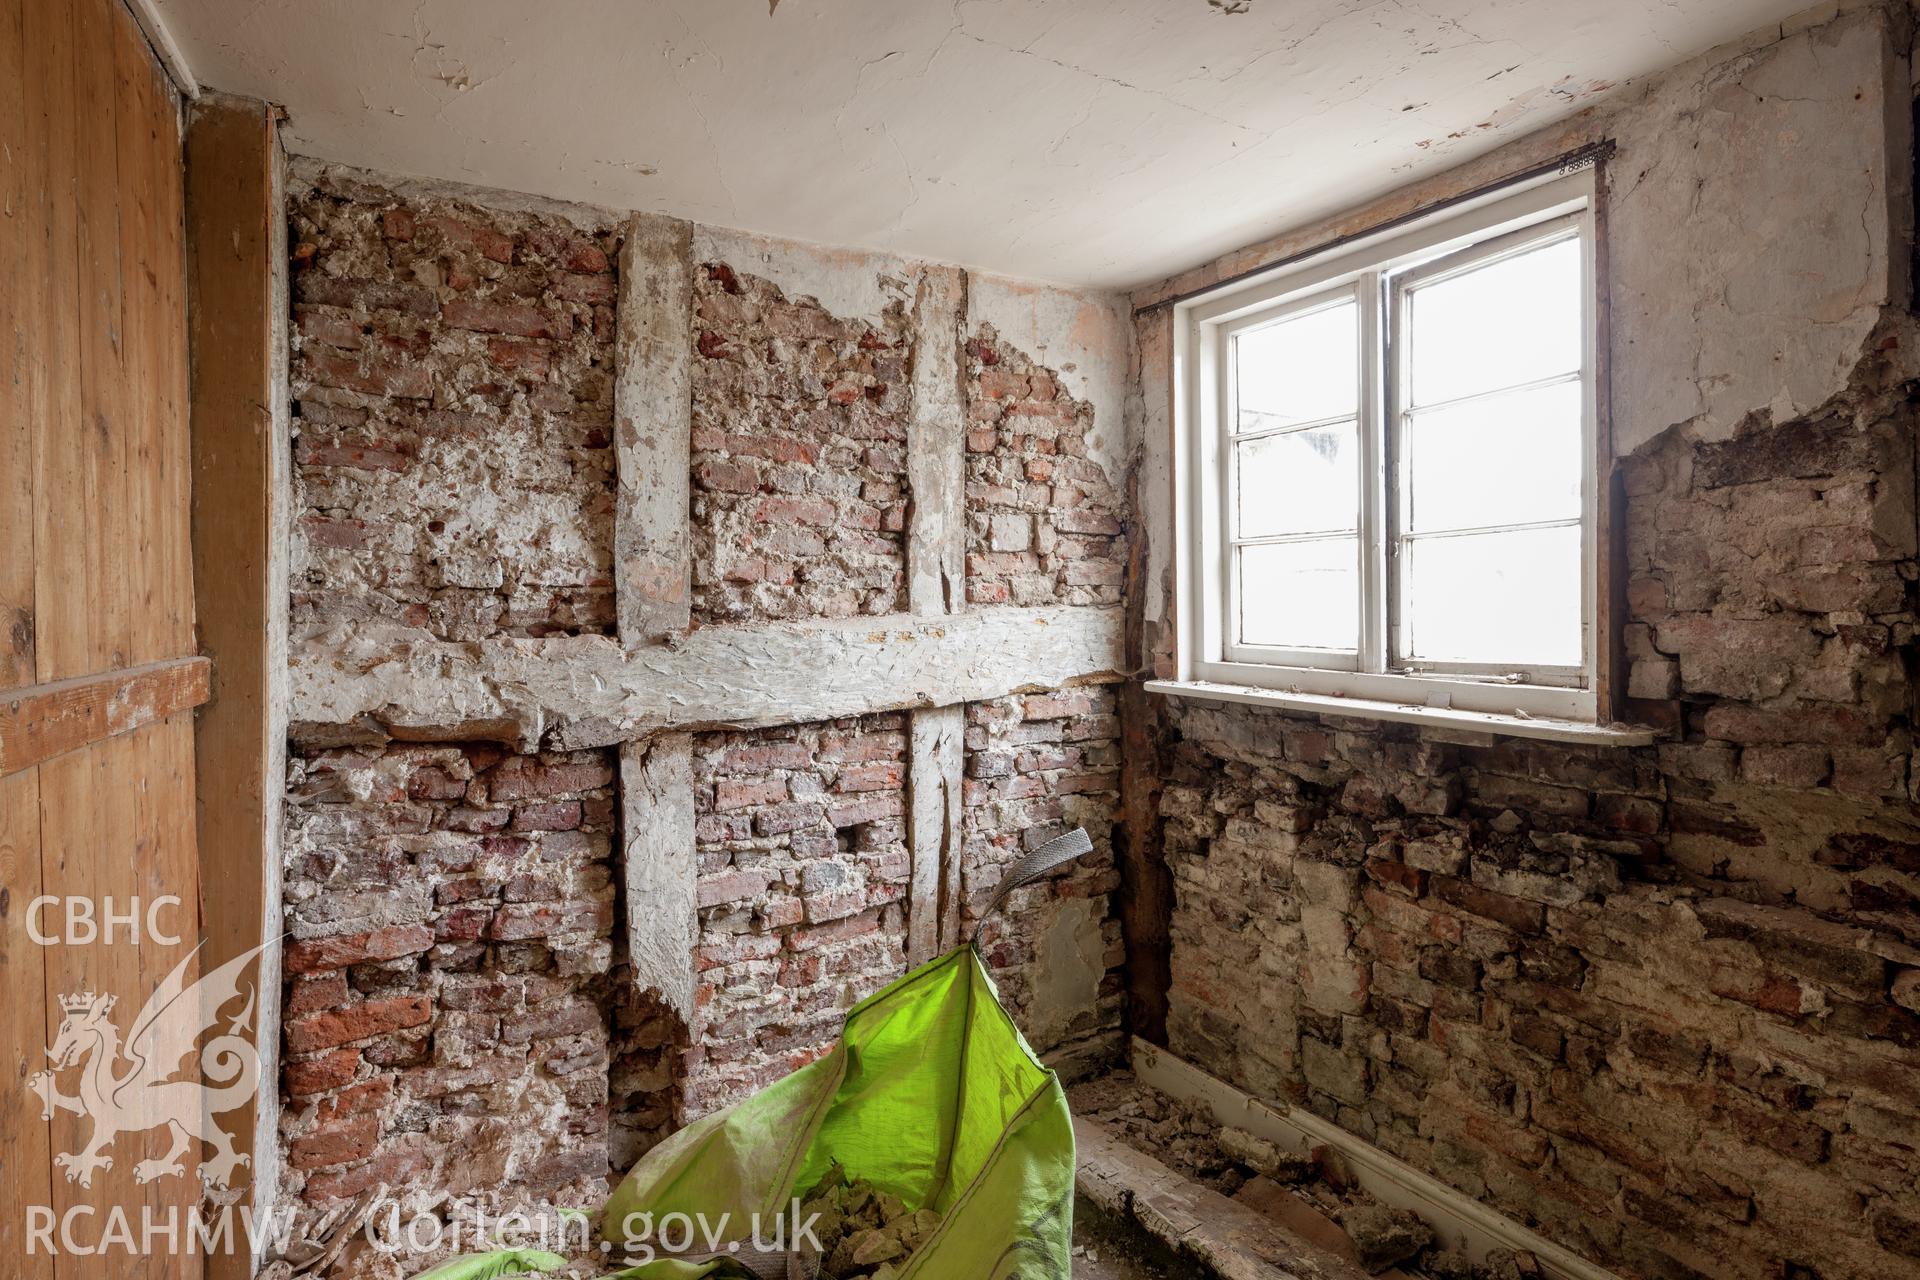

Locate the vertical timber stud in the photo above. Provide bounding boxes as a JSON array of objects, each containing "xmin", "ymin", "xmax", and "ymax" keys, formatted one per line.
[
  {"xmin": 614, "ymin": 212, "xmax": 694, "ymax": 647},
  {"xmin": 186, "ymin": 92, "xmax": 290, "ymax": 1277},
  {"xmin": 612, "ymin": 213, "xmax": 699, "ymax": 1025},
  {"xmin": 1117, "ymin": 307, "xmax": 1173, "ymax": 1044},
  {"xmin": 906, "ymin": 265, "xmax": 967, "ymax": 616},
  {"xmin": 905, "ymin": 265, "xmax": 970, "ymax": 963},
  {"xmin": 621, "ymin": 734, "xmax": 697, "ymax": 1022},
  {"xmin": 906, "ymin": 705, "xmax": 964, "ymax": 965}
]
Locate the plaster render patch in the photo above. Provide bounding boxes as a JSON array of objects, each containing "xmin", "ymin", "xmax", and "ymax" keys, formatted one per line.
[
  {"xmin": 1028, "ymin": 894, "xmax": 1110, "ymax": 1051},
  {"xmin": 1606, "ymin": 5, "xmax": 1900, "ymax": 453},
  {"xmin": 691, "ymin": 225, "xmax": 916, "ymax": 330}
]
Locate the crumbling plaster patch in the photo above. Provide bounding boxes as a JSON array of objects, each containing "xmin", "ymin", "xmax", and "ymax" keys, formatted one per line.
[{"xmin": 968, "ymin": 273, "xmax": 1134, "ymax": 489}]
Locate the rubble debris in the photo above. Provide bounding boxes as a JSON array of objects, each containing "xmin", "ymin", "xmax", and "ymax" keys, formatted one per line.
[
  {"xmin": 1071, "ymin": 1070, "xmax": 1540, "ymax": 1280},
  {"xmin": 799, "ymin": 1163, "xmax": 943, "ymax": 1280},
  {"xmin": 1338, "ymin": 1203, "xmax": 1435, "ymax": 1274}
]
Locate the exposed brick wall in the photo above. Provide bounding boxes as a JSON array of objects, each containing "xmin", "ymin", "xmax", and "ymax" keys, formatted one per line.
[
  {"xmin": 277, "ymin": 170, "xmax": 1137, "ymax": 1238},
  {"xmin": 684, "ymin": 716, "xmax": 912, "ymax": 1117},
  {"xmin": 280, "ymin": 741, "xmax": 625, "ymax": 1207},
  {"xmin": 1154, "ymin": 359, "xmax": 1920, "ymax": 1280},
  {"xmin": 964, "ymin": 327, "xmax": 1127, "ymax": 607},
  {"xmin": 690, "ymin": 262, "xmax": 910, "ymax": 622},
  {"xmin": 289, "ymin": 168, "xmax": 619, "ymax": 641},
  {"xmin": 964, "ymin": 688, "xmax": 1127, "ymax": 1060}
]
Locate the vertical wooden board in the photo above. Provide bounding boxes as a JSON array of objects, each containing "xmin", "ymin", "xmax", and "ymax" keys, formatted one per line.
[
  {"xmin": 0, "ymin": 766, "xmax": 53, "ymax": 1280},
  {"xmin": 0, "ymin": 0, "xmax": 34, "ymax": 691},
  {"xmin": 138, "ymin": 717, "xmax": 204, "ymax": 1280},
  {"xmin": 102, "ymin": 729, "xmax": 146, "ymax": 1270},
  {"xmin": 112, "ymin": 0, "xmax": 159, "ymax": 667},
  {"xmin": 151, "ymin": 63, "xmax": 192, "ymax": 661},
  {"xmin": 35, "ymin": 741, "xmax": 115, "ymax": 1257},
  {"xmin": 72, "ymin": 0, "xmax": 131, "ymax": 676},
  {"xmin": 22, "ymin": 0, "xmax": 85, "ymax": 683},
  {"xmin": 186, "ymin": 100, "xmax": 281, "ymax": 1279}
]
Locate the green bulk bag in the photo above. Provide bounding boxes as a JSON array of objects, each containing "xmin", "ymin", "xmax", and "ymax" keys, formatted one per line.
[{"xmin": 598, "ymin": 827, "xmax": 1095, "ymax": 1280}]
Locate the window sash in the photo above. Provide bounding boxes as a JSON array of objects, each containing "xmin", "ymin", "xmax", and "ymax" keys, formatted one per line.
[
  {"xmin": 1385, "ymin": 213, "xmax": 1593, "ymax": 681},
  {"xmin": 1177, "ymin": 165, "xmax": 1599, "ymax": 721},
  {"xmin": 1218, "ymin": 280, "xmax": 1374, "ymax": 668}
]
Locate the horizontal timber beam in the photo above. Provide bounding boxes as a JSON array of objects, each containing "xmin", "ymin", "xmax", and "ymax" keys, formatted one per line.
[
  {"xmin": 291, "ymin": 606, "xmax": 1127, "ymax": 750},
  {"xmin": 0, "ymin": 656, "xmax": 211, "ymax": 777}
]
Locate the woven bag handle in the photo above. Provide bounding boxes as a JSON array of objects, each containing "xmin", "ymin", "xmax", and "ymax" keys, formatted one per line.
[{"xmin": 970, "ymin": 827, "xmax": 1095, "ymax": 946}]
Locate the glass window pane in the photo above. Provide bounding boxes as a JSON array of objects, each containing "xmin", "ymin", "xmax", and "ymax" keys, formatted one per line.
[
  {"xmin": 1235, "ymin": 299, "xmax": 1357, "ymax": 432},
  {"xmin": 1406, "ymin": 236, "xmax": 1581, "ymax": 407},
  {"xmin": 1405, "ymin": 381, "xmax": 1582, "ymax": 532},
  {"xmin": 1239, "ymin": 537, "xmax": 1358, "ymax": 651},
  {"xmin": 1401, "ymin": 524, "xmax": 1581, "ymax": 667},
  {"xmin": 1237, "ymin": 423, "xmax": 1357, "ymax": 539}
]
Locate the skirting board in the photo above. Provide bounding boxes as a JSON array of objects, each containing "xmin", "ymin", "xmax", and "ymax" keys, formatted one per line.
[{"xmin": 1129, "ymin": 1038, "xmax": 1621, "ymax": 1280}]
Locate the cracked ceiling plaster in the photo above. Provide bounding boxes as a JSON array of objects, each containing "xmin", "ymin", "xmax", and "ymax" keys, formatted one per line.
[{"xmin": 159, "ymin": 0, "xmax": 1817, "ymax": 289}]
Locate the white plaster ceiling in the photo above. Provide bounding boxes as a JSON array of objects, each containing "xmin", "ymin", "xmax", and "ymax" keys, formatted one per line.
[{"xmin": 157, "ymin": 0, "xmax": 1815, "ymax": 290}]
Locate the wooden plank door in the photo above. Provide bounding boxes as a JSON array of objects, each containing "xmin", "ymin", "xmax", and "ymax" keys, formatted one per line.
[{"xmin": 1, "ymin": 2, "xmax": 211, "ymax": 1276}]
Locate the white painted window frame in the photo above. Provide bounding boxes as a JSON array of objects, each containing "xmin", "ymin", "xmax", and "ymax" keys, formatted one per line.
[{"xmin": 1171, "ymin": 166, "xmax": 1601, "ymax": 723}]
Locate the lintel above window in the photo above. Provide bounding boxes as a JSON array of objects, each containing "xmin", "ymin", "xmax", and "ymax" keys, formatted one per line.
[{"xmin": 1168, "ymin": 164, "xmax": 1612, "ymax": 727}]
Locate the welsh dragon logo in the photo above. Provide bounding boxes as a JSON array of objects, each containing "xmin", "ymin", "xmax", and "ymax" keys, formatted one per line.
[{"xmin": 26, "ymin": 939, "xmax": 273, "ymax": 1190}]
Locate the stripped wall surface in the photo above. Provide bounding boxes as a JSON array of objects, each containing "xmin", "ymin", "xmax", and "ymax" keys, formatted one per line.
[
  {"xmin": 279, "ymin": 740, "xmax": 619, "ymax": 1206},
  {"xmin": 290, "ymin": 167, "xmax": 621, "ymax": 641},
  {"xmin": 274, "ymin": 163, "xmax": 1136, "ymax": 1266},
  {"xmin": 1130, "ymin": 7, "xmax": 1920, "ymax": 1279},
  {"xmin": 690, "ymin": 262, "xmax": 911, "ymax": 622}
]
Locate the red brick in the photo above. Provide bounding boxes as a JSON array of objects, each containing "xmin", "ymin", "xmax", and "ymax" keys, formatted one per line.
[
  {"xmin": 486, "ymin": 336, "xmax": 552, "ymax": 378},
  {"xmin": 817, "ymin": 733, "xmax": 902, "ymax": 764},
  {"xmin": 1431, "ymin": 876, "xmax": 1544, "ymax": 935},
  {"xmin": 490, "ymin": 900, "xmax": 612, "ymax": 940},
  {"xmin": 285, "ymin": 1048, "xmax": 361, "ymax": 1096},
  {"xmin": 288, "ymin": 1115, "xmax": 379, "ymax": 1170},
  {"xmin": 724, "ymin": 743, "xmax": 812, "ymax": 771},
  {"xmin": 826, "ymin": 794, "xmax": 903, "ymax": 827},
  {"xmin": 697, "ymin": 458, "xmax": 762, "ymax": 493},
  {"xmin": 286, "ymin": 996, "xmax": 431, "ymax": 1054},
  {"xmin": 698, "ymin": 868, "xmax": 774, "ymax": 908},
  {"xmin": 300, "ymin": 348, "xmax": 434, "ymax": 399},
  {"xmin": 304, "ymin": 1147, "xmax": 430, "ymax": 1203},
  {"xmin": 716, "ymin": 778, "xmax": 789, "ymax": 810},
  {"xmin": 286, "ymin": 973, "xmax": 349, "ymax": 1017},
  {"xmin": 789, "ymin": 912, "xmax": 881, "ymax": 952},
  {"xmin": 285, "ymin": 924, "xmax": 434, "ymax": 973},
  {"xmin": 488, "ymin": 758, "xmax": 614, "ymax": 801},
  {"xmin": 316, "ymin": 1077, "xmax": 393, "ymax": 1123},
  {"xmin": 551, "ymin": 271, "xmax": 617, "ymax": 304},
  {"xmin": 511, "ymin": 800, "xmax": 582, "ymax": 831},
  {"xmin": 834, "ymin": 762, "xmax": 902, "ymax": 793},
  {"xmin": 752, "ymin": 496, "xmax": 837, "ymax": 527},
  {"xmin": 443, "ymin": 297, "xmax": 567, "ymax": 339}
]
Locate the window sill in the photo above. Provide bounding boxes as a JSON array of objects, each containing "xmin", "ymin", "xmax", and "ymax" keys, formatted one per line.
[{"xmin": 1143, "ymin": 678, "xmax": 1660, "ymax": 747}]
